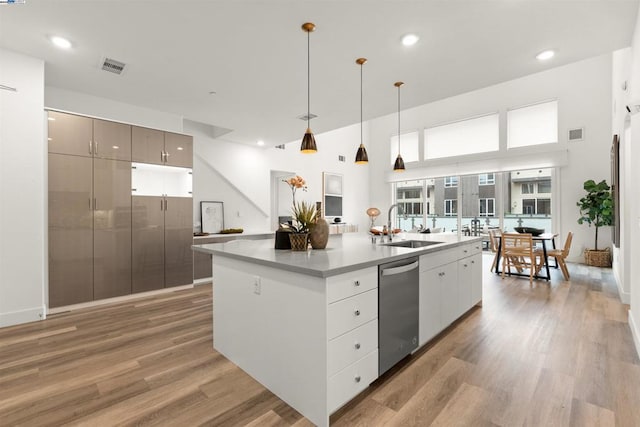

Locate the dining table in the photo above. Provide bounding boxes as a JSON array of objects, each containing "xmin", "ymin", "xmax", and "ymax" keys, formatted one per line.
[{"xmin": 493, "ymin": 232, "xmax": 558, "ymax": 280}]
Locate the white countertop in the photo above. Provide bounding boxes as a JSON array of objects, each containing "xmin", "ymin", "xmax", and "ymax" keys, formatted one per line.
[
  {"xmin": 192, "ymin": 232, "xmax": 482, "ymax": 278},
  {"xmin": 193, "ymin": 231, "xmax": 274, "ymax": 240}
]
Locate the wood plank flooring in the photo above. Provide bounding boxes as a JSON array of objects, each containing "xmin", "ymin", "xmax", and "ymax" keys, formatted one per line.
[{"xmin": 1, "ymin": 256, "xmax": 638, "ymax": 426}]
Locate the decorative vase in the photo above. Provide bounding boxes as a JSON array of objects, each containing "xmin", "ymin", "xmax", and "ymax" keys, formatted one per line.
[
  {"xmin": 289, "ymin": 233, "xmax": 309, "ymax": 251},
  {"xmin": 310, "ymin": 218, "xmax": 329, "ymax": 249}
]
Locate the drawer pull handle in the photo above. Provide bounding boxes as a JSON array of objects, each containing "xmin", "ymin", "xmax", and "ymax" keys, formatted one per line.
[
  {"xmin": 354, "ymin": 375, "xmax": 361, "ymax": 383},
  {"xmin": 354, "ymin": 309, "xmax": 360, "ymax": 316},
  {"xmin": 354, "ymin": 342, "xmax": 361, "ymax": 350},
  {"xmin": 464, "ymin": 264, "xmax": 468, "ymax": 267},
  {"xmin": 464, "ymin": 249, "xmax": 468, "ymax": 253},
  {"xmin": 354, "ymin": 280, "xmax": 360, "ymax": 287},
  {"xmin": 471, "ymin": 260, "xmax": 475, "ymax": 264}
]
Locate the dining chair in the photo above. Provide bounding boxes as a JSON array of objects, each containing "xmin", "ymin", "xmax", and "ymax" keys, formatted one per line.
[
  {"xmin": 545, "ymin": 232, "xmax": 573, "ymax": 280},
  {"xmin": 488, "ymin": 228, "xmax": 502, "ymax": 272},
  {"xmin": 501, "ymin": 233, "xmax": 543, "ymax": 284}
]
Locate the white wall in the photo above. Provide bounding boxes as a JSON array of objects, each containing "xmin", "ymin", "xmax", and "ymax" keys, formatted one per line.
[
  {"xmin": 189, "ymin": 123, "xmax": 371, "ymax": 234},
  {"xmin": 368, "ymin": 54, "xmax": 613, "ymax": 263},
  {"xmin": 0, "ymin": 49, "xmax": 46, "ymax": 327},
  {"xmin": 621, "ymin": 6, "xmax": 640, "ymax": 358}
]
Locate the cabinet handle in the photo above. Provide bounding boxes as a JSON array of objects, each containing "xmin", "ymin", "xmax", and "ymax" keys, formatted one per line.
[
  {"xmin": 89, "ymin": 198, "xmax": 91, "ymax": 209},
  {"xmin": 354, "ymin": 375, "xmax": 361, "ymax": 383},
  {"xmin": 94, "ymin": 198, "xmax": 97, "ymax": 210},
  {"xmin": 464, "ymin": 249, "xmax": 468, "ymax": 253},
  {"xmin": 89, "ymin": 141, "xmax": 92, "ymax": 154},
  {"xmin": 164, "ymin": 199, "xmax": 168, "ymax": 211},
  {"xmin": 354, "ymin": 342, "xmax": 361, "ymax": 350},
  {"xmin": 464, "ymin": 264, "xmax": 468, "ymax": 268},
  {"xmin": 471, "ymin": 260, "xmax": 475, "ymax": 264},
  {"xmin": 95, "ymin": 141, "xmax": 99, "ymax": 156},
  {"xmin": 354, "ymin": 309, "xmax": 360, "ymax": 316},
  {"xmin": 161, "ymin": 151, "xmax": 164, "ymax": 163},
  {"xmin": 354, "ymin": 280, "xmax": 360, "ymax": 287},
  {"xmin": 161, "ymin": 199, "xmax": 163, "ymax": 210}
]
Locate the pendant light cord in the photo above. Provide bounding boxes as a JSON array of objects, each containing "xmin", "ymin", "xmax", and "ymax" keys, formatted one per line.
[
  {"xmin": 360, "ymin": 63, "xmax": 363, "ymax": 146},
  {"xmin": 397, "ymin": 85, "xmax": 401, "ymax": 155},
  {"xmin": 307, "ymin": 30, "xmax": 310, "ymax": 130}
]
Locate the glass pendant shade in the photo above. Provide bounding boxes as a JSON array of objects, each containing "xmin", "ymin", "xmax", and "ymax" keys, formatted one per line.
[
  {"xmin": 300, "ymin": 22, "xmax": 317, "ymax": 153},
  {"xmin": 301, "ymin": 128, "xmax": 317, "ymax": 153},
  {"xmin": 355, "ymin": 143, "xmax": 368, "ymax": 163}
]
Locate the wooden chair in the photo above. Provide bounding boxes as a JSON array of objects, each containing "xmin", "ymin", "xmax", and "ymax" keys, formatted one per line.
[
  {"xmin": 545, "ymin": 232, "xmax": 573, "ymax": 281},
  {"xmin": 501, "ymin": 233, "xmax": 543, "ymax": 284},
  {"xmin": 488, "ymin": 228, "xmax": 502, "ymax": 272}
]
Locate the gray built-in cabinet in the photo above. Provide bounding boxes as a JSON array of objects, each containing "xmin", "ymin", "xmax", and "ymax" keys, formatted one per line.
[
  {"xmin": 132, "ymin": 126, "xmax": 193, "ymax": 167},
  {"xmin": 48, "ymin": 111, "xmax": 193, "ymax": 308}
]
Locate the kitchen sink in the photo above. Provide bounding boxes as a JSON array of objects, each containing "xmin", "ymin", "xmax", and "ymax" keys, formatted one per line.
[{"xmin": 383, "ymin": 240, "xmax": 444, "ymax": 248}]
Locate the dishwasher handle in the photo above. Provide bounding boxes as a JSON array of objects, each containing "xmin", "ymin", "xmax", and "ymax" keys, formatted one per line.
[{"xmin": 381, "ymin": 260, "xmax": 419, "ymax": 276}]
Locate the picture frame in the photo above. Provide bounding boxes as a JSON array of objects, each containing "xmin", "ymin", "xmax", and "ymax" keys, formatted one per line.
[{"xmin": 201, "ymin": 201, "xmax": 224, "ymax": 233}]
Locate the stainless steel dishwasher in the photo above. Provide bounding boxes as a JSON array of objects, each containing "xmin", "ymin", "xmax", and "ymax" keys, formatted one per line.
[{"xmin": 378, "ymin": 257, "xmax": 419, "ymax": 376}]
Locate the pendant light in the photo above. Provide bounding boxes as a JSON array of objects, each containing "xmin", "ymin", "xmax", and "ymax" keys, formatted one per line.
[
  {"xmin": 354, "ymin": 58, "xmax": 369, "ymax": 164},
  {"xmin": 393, "ymin": 81, "xmax": 405, "ymax": 171},
  {"xmin": 300, "ymin": 22, "xmax": 317, "ymax": 153}
]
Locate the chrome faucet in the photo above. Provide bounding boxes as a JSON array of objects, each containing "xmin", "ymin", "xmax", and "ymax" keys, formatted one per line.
[{"xmin": 387, "ymin": 203, "xmax": 404, "ymax": 242}]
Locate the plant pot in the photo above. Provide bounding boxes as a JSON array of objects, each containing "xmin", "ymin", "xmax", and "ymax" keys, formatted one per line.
[
  {"xmin": 309, "ymin": 218, "xmax": 329, "ymax": 249},
  {"xmin": 584, "ymin": 248, "xmax": 611, "ymax": 267},
  {"xmin": 289, "ymin": 233, "xmax": 309, "ymax": 251}
]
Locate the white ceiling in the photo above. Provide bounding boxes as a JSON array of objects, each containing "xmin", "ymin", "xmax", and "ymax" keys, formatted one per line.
[{"xmin": 1, "ymin": 1, "xmax": 638, "ymax": 147}]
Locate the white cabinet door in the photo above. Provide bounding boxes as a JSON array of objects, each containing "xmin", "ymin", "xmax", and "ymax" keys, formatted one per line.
[
  {"xmin": 419, "ymin": 268, "xmax": 441, "ymax": 346},
  {"xmin": 470, "ymin": 253, "xmax": 483, "ymax": 306},
  {"xmin": 458, "ymin": 258, "xmax": 473, "ymax": 314},
  {"xmin": 439, "ymin": 262, "xmax": 459, "ymax": 328}
]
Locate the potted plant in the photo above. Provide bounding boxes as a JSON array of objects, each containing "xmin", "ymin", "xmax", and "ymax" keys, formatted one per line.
[
  {"xmin": 289, "ymin": 201, "xmax": 317, "ymax": 251},
  {"xmin": 577, "ymin": 179, "xmax": 613, "ymax": 267}
]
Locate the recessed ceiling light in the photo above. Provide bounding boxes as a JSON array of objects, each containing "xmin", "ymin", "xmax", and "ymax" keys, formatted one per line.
[
  {"xmin": 257, "ymin": 140, "xmax": 265, "ymax": 146},
  {"xmin": 536, "ymin": 50, "xmax": 555, "ymax": 61},
  {"xmin": 50, "ymin": 36, "xmax": 72, "ymax": 49},
  {"xmin": 401, "ymin": 34, "xmax": 419, "ymax": 46}
]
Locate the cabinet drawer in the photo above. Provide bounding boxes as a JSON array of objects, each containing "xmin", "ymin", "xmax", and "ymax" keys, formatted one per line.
[
  {"xmin": 328, "ymin": 319, "xmax": 377, "ymax": 377},
  {"xmin": 420, "ymin": 248, "xmax": 458, "ymax": 272},
  {"xmin": 328, "ymin": 289, "xmax": 378, "ymax": 339},
  {"xmin": 460, "ymin": 242, "xmax": 482, "ymax": 258},
  {"xmin": 328, "ymin": 349, "xmax": 378, "ymax": 413},
  {"xmin": 327, "ymin": 267, "xmax": 377, "ymax": 303}
]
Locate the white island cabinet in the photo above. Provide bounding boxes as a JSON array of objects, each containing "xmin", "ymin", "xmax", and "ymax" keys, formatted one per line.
[{"xmin": 193, "ymin": 233, "xmax": 482, "ymax": 426}]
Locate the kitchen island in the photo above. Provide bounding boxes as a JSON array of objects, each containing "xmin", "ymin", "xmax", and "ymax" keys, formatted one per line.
[{"xmin": 193, "ymin": 232, "xmax": 483, "ymax": 426}]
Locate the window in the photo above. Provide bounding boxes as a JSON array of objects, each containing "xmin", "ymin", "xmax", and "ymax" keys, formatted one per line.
[
  {"xmin": 445, "ymin": 199, "xmax": 457, "ymax": 216},
  {"xmin": 479, "ymin": 173, "xmax": 495, "ymax": 185},
  {"xmin": 444, "ymin": 176, "xmax": 459, "ymax": 188},
  {"xmin": 479, "ymin": 198, "xmax": 495, "ymax": 216},
  {"xmin": 521, "ymin": 183, "xmax": 534, "ymax": 194},
  {"xmin": 522, "ymin": 199, "xmax": 535, "ymax": 215},
  {"xmin": 390, "ymin": 131, "xmax": 419, "ymax": 165},
  {"xmin": 424, "ymin": 113, "xmax": 499, "ymax": 159},
  {"xmin": 537, "ymin": 199, "xmax": 551, "ymax": 215},
  {"xmin": 395, "ymin": 180, "xmax": 425, "ymax": 230},
  {"xmin": 507, "ymin": 100, "xmax": 558, "ymax": 149},
  {"xmin": 538, "ymin": 179, "xmax": 551, "ymax": 193}
]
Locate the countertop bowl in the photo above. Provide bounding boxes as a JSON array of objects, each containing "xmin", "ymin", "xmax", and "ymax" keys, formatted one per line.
[{"xmin": 514, "ymin": 226, "xmax": 544, "ymax": 236}]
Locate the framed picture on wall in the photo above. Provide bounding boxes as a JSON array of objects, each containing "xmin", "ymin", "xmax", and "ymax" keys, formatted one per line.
[
  {"xmin": 323, "ymin": 172, "xmax": 343, "ymax": 218},
  {"xmin": 201, "ymin": 201, "xmax": 224, "ymax": 233}
]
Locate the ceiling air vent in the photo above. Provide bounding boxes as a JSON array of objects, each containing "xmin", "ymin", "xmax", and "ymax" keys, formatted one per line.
[
  {"xmin": 568, "ymin": 127, "xmax": 584, "ymax": 142},
  {"xmin": 338, "ymin": 155, "xmax": 346, "ymax": 162},
  {"xmin": 101, "ymin": 57, "xmax": 126, "ymax": 75},
  {"xmin": 275, "ymin": 144, "xmax": 286, "ymax": 150}
]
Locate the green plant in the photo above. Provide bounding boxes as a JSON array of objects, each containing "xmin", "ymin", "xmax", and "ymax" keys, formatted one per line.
[
  {"xmin": 577, "ymin": 179, "xmax": 613, "ymax": 251},
  {"xmin": 291, "ymin": 201, "xmax": 317, "ymax": 234}
]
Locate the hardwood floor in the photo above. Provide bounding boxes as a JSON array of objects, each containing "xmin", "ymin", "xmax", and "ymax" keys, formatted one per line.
[{"xmin": 1, "ymin": 256, "xmax": 638, "ymax": 426}]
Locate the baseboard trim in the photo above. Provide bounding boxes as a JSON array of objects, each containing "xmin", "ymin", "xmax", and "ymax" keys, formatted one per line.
[
  {"xmin": 629, "ymin": 309, "xmax": 640, "ymax": 360},
  {"xmin": 48, "ymin": 284, "xmax": 195, "ymax": 315},
  {"xmin": 0, "ymin": 305, "xmax": 46, "ymax": 328},
  {"xmin": 614, "ymin": 270, "xmax": 631, "ymax": 304}
]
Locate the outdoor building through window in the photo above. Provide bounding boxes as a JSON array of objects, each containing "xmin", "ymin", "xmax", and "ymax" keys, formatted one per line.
[
  {"xmin": 479, "ymin": 173, "xmax": 495, "ymax": 185},
  {"xmin": 444, "ymin": 176, "xmax": 458, "ymax": 187},
  {"xmin": 444, "ymin": 199, "xmax": 457, "ymax": 216}
]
